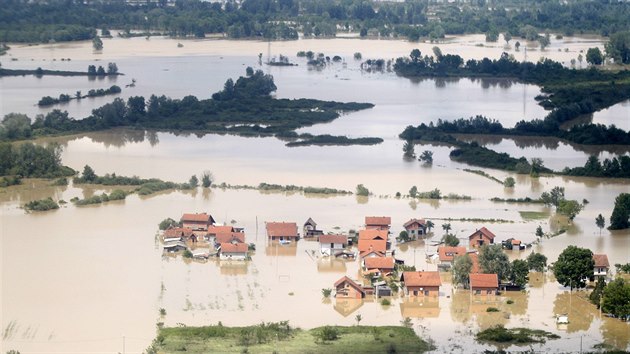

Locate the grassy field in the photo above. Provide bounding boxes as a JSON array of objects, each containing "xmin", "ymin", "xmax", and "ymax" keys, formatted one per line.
[
  {"xmin": 150, "ymin": 323, "xmax": 433, "ymax": 354},
  {"xmin": 518, "ymin": 211, "xmax": 549, "ymax": 220}
]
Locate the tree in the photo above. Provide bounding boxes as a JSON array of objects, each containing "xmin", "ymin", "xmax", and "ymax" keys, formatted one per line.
[
  {"xmin": 527, "ymin": 252, "xmax": 547, "ymax": 272},
  {"xmin": 201, "ymin": 171, "xmax": 213, "ymax": 188},
  {"xmin": 87, "ymin": 65, "xmax": 97, "ymax": 76},
  {"xmin": 479, "ymin": 245, "xmax": 511, "ymax": 282},
  {"xmin": 541, "ymin": 186, "xmax": 565, "ymax": 207},
  {"xmin": 0, "ymin": 113, "xmax": 32, "ymax": 140},
  {"xmin": 96, "ymin": 66, "xmax": 106, "ymax": 75},
  {"xmin": 503, "ymin": 32, "xmax": 512, "ymax": 46},
  {"xmin": 321, "ymin": 288, "xmax": 332, "ymax": 298},
  {"xmin": 601, "ymin": 278, "xmax": 630, "ymax": 319},
  {"xmin": 578, "ymin": 53, "xmax": 584, "ymax": 66},
  {"xmin": 604, "ymin": 31, "xmax": 630, "ymax": 64},
  {"xmin": 107, "ymin": 62, "xmax": 118, "ymax": 74},
  {"xmin": 410, "ymin": 49, "xmax": 421, "ymax": 62},
  {"xmin": 92, "ymin": 36, "xmax": 103, "ymax": 50},
  {"xmin": 596, "ymin": 214, "xmax": 606, "ymax": 235},
  {"xmin": 426, "ymin": 220, "xmax": 434, "ymax": 232},
  {"xmin": 553, "ymin": 246, "xmax": 594, "ymax": 291},
  {"xmin": 535, "ymin": 225, "xmax": 544, "ymax": 238},
  {"xmin": 403, "ymin": 139, "xmax": 415, "ymax": 158},
  {"xmin": 432, "ymin": 46, "xmax": 443, "ymax": 61},
  {"xmin": 355, "ymin": 314, "xmax": 362, "ymax": 325},
  {"xmin": 609, "ymin": 193, "xmax": 630, "ymax": 230},
  {"xmin": 452, "ymin": 254, "xmax": 472, "ymax": 289},
  {"xmin": 355, "ymin": 184, "xmax": 369, "ymax": 196},
  {"xmin": 354, "ymin": 52, "xmax": 362, "ymax": 60},
  {"xmin": 81, "ymin": 165, "xmax": 97, "ymax": 182},
  {"xmin": 189, "ymin": 175, "xmax": 199, "ymax": 187},
  {"xmin": 442, "ymin": 233, "xmax": 459, "ymax": 247},
  {"xmin": 409, "ymin": 186, "xmax": 418, "ymax": 198},
  {"xmin": 503, "ymin": 177, "xmax": 515, "ymax": 188},
  {"xmin": 557, "ymin": 199, "xmax": 583, "ymax": 220},
  {"xmin": 159, "ymin": 218, "xmax": 179, "ymax": 230},
  {"xmin": 398, "ymin": 230, "xmax": 411, "ymax": 242},
  {"xmin": 419, "ymin": 150, "xmax": 433, "ymax": 165},
  {"xmin": 589, "ymin": 277, "xmax": 606, "ymax": 308},
  {"xmin": 246, "ymin": 66, "xmax": 254, "ymax": 76},
  {"xmin": 530, "ymin": 158, "xmax": 544, "ymax": 177},
  {"xmin": 441, "ymin": 223, "xmax": 452, "ymax": 235},
  {"xmin": 586, "ymin": 47, "xmax": 603, "ymax": 65},
  {"xmin": 485, "ymin": 28, "xmax": 499, "ymax": 42},
  {"xmin": 509, "ymin": 259, "xmax": 529, "ymax": 288},
  {"xmin": 538, "ymin": 34, "xmax": 550, "ymax": 50},
  {"xmin": 515, "ymin": 41, "xmax": 521, "ymax": 51}
]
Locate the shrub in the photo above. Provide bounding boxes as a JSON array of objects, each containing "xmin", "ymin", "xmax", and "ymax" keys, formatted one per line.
[
  {"xmin": 317, "ymin": 326, "xmax": 339, "ymax": 342},
  {"xmin": 381, "ymin": 299, "xmax": 391, "ymax": 306},
  {"xmin": 486, "ymin": 307, "xmax": 500, "ymax": 312},
  {"xmin": 321, "ymin": 288, "xmax": 332, "ymax": 298},
  {"xmin": 183, "ymin": 250, "xmax": 193, "ymax": 258},
  {"xmin": 24, "ymin": 197, "xmax": 59, "ymax": 211}
]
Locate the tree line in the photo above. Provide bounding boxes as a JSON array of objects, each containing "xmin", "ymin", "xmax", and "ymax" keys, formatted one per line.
[{"xmin": 0, "ymin": 142, "xmax": 74, "ymax": 178}]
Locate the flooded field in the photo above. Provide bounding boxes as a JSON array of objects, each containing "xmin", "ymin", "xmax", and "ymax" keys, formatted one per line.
[{"xmin": 1, "ymin": 35, "xmax": 630, "ymax": 353}]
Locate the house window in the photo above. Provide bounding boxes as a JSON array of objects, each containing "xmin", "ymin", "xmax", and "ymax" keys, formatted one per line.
[
  {"xmin": 424, "ymin": 290, "xmax": 429, "ymax": 296},
  {"xmin": 413, "ymin": 290, "xmax": 418, "ymax": 296}
]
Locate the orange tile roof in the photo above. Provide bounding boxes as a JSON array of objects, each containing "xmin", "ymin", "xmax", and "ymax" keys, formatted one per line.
[
  {"xmin": 365, "ymin": 257, "xmax": 395, "ymax": 270},
  {"xmin": 438, "ymin": 246, "xmax": 467, "ymax": 262},
  {"xmin": 511, "ymin": 239, "xmax": 521, "ymax": 245},
  {"xmin": 181, "ymin": 213, "xmax": 213, "ymax": 223},
  {"xmin": 470, "ymin": 273, "xmax": 498, "ymax": 288},
  {"xmin": 470, "ymin": 227, "xmax": 496, "ymax": 240},
  {"xmin": 358, "ymin": 229, "xmax": 388, "ymax": 240},
  {"xmin": 334, "ymin": 276, "xmax": 365, "ymax": 294},
  {"xmin": 207, "ymin": 225, "xmax": 235, "ymax": 234},
  {"xmin": 319, "ymin": 234, "xmax": 348, "ymax": 244},
  {"xmin": 469, "ymin": 253, "xmax": 481, "ymax": 274},
  {"xmin": 215, "ymin": 232, "xmax": 245, "ymax": 244},
  {"xmin": 164, "ymin": 227, "xmax": 194, "ymax": 238},
  {"xmin": 365, "ymin": 216, "xmax": 391, "ymax": 226},
  {"xmin": 358, "ymin": 239, "xmax": 387, "ymax": 253},
  {"xmin": 220, "ymin": 243, "xmax": 248, "ymax": 253},
  {"xmin": 593, "ymin": 254, "xmax": 610, "ymax": 268},
  {"xmin": 359, "ymin": 250, "xmax": 385, "ymax": 258},
  {"xmin": 403, "ymin": 218, "xmax": 426, "ymax": 228},
  {"xmin": 402, "ymin": 271, "xmax": 442, "ymax": 287},
  {"xmin": 266, "ymin": 222, "xmax": 298, "ymax": 237}
]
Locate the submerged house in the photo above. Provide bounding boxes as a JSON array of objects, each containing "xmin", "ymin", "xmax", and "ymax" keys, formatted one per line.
[
  {"xmin": 266, "ymin": 222, "xmax": 299, "ymax": 241},
  {"xmin": 215, "ymin": 231, "xmax": 245, "ymax": 246},
  {"xmin": 403, "ymin": 218, "xmax": 428, "ymax": 238},
  {"xmin": 163, "ymin": 227, "xmax": 195, "ymax": 242},
  {"xmin": 163, "ymin": 241, "xmax": 188, "ymax": 253},
  {"xmin": 438, "ymin": 246, "xmax": 467, "ymax": 266},
  {"xmin": 334, "ymin": 276, "xmax": 366, "ymax": 299},
  {"xmin": 401, "ymin": 271, "xmax": 441, "ymax": 297},
  {"xmin": 365, "ymin": 216, "xmax": 392, "ymax": 230},
  {"xmin": 468, "ymin": 227, "xmax": 496, "ymax": 248},
  {"xmin": 219, "ymin": 242, "xmax": 248, "ymax": 260},
  {"xmin": 181, "ymin": 213, "xmax": 215, "ymax": 231},
  {"xmin": 593, "ymin": 254, "xmax": 610, "ymax": 277},
  {"xmin": 470, "ymin": 273, "xmax": 499, "ymax": 295},
  {"xmin": 319, "ymin": 234, "xmax": 348, "ymax": 256},
  {"xmin": 358, "ymin": 239, "xmax": 387, "ymax": 258},
  {"xmin": 304, "ymin": 217, "xmax": 324, "ymax": 237},
  {"xmin": 363, "ymin": 256, "xmax": 395, "ymax": 277},
  {"xmin": 205, "ymin": 225, "xmax": 235, "ymax": 242}
]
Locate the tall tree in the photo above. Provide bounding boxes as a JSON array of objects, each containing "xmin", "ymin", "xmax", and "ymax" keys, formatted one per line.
[
  {"xmin": 509, "ymin": 259, "xmax": 529, "ymax": 288},
  {"xmin": 527, "ymin": 252, "xmax": 547, "ymax": 272},
  {"xmin": 586, "ymin": 47, "xmax": 604, "ymax": 65},
  {"xmin": 452, "ymin": 254, "xmax": 473, "ymax": 289},
  {"xmin": 605, "ymin": 31, "xmax": 630, "ymax": 64},
  {"xmin": 609, "ymin": 193, "xmax": 630, "ymax": 230},
  {"xmin": 601, "ymin": 278, "xmax": 630, "ymax": 319},
  {"xmin": 595, "ymin": 214, "xmax": 606, "ymax": 235},
  {"xmin": 441, "ymin": 223, "xmax": 452, "ymax": 235},
  {"xmin": 478, "ymin": 244, "xmax": 510, "ymax": 282},
  {"xmin": 553, "ymin": 246, "xmax": 594, "ymax": 290}
]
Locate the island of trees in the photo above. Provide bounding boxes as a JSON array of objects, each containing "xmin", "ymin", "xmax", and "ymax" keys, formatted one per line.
[{"xmin": 0, "ymin": 68, "xmax": 378, "ymax": 147}]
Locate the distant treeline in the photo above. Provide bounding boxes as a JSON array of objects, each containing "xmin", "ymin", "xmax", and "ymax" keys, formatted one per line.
[
  {"xmin": 0, "ymin": 69, "xmax": 375, "ymax": 147},
  {"xmin": 38, "ymin": 85, "xmax": 122, "ymax": 107},
  {"xmin": 3, "ymin": 0, "xmax": 630, "ymax": 44},
  {"xmin": 0, "ymin": 142, "xmax": 75, "ymax": 178},
  {"xmin": 0, "ymin": 63, "xmax": 120, "ymax": 77}
]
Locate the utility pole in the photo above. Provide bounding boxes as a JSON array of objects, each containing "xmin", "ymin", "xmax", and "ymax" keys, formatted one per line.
[{"xmin": 123, "ymin": 335, "xmax": 126, "ymax": 354}]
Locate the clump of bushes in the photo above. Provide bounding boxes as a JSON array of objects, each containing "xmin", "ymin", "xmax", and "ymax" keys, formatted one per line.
[{"xmin": 24, "ymin": 197, "xmax": 59, "ymax": 211}]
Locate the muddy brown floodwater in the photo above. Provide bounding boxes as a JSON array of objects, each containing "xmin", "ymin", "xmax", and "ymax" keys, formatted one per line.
[{"xmin": 1, "ymin": 35, "xmax": 629, "ymax": 353}]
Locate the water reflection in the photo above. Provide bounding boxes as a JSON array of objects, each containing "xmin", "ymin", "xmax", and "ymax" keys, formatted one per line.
[
  {"xmin": 316, "ymin": 258, "xmax": 347, "ymax": 273},
  {"xmin": 601, "ymin": 316, "xmax": 630, "ymax": 350},
  {"xmin": 265, "ymin": 242, "xmax": 298, "ymax": 256},
  {"xmin": 400, "ymin": 297, "xmax": 440, "ymax": 318},
  {"xmin": 218, "ymin": 260, "xmax": 249, "ymax": 275},
  {"xmin": 333, "ymin": 298, "xmax": 364, "ymax": 317},
  {"xmin": 552, "ymin": 292, "xmax": 594, "ymax": 333}
]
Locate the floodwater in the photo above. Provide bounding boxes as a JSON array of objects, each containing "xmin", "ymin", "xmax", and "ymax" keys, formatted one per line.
[{"xmin": 2, "ymin": 35, "xmax": 630, "ymax": 353}]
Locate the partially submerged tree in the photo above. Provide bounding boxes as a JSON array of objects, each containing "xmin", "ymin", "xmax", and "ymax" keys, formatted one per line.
[
  {"xmin": 553, "ymin": 246, "xmax": 594, "ymax": 290},
  {"xmin": 479, "ymin": 244, "xmax": 510, "ymax": 281},
  {"xmin": 452, "ymin": 254, "xmax": 472, "ymax": 288},
  {"xmin": 527, "ymin": 252, "xmax": 547, "ymax": 272}
]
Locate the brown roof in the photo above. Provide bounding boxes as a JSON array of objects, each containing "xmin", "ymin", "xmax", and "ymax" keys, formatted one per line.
[
  {"xmin": 364, "ymin": 257, "xmax": 395, "ymax": 270},
  {"xmin": 403, "ymin": 218, "xmax": 426, "ymax": 228},
  {"xmin": 334, "ymin": 276, "xmax": 365, "ymax": 295},
  {"xmin": 469, "ymin": 227, "xmax": 496, "ymax": 240},
  {"xmin": 358, "ymin": 229, "xmax": 388, "ymax": 240},
  {"xmin": 402, "ymin": 271, "xmax": 442, "ymax": 287},
  {"xmin": 470, "ymin": 273, "xmax": 498, "ymax": 288},
  {"xmin": 593, "ymin": 254, "xmax": 610, "ymax": 268},
  {"xmin": 164, "ymin": 227, "xmax": 194, "ymax": 238},
  {"xmin": 319, "ymin": 234, "xmax": 348, "ymax": 244},
  {"xmin": 469, "ymin": 253, "xmax": 481, "ymax": 274},
  {"xmin": 358, "ymin": 239, "xmax": 387, "ymax": 253},
  {"xmin": 216, "ymin": 232, "xmax": 245, "ymax": 244},
  {"xmin": 181, "ymin": 213, "xmax": 213, "ymax": 223},
  {"xmin": 207, "ymin": 225, "xmax": 235, "ymax": 234},
  {"xmin": 438, "ymin": 246, "xmax": 467, "ymax": 262},
  {"xmin": 266, "ymin": 222, "xmax": 298, "ymax": 237},
  {"xmin": 365, "ymin": 216, "xmax": 391, "ymax": 227},
  {"xmin": 511, "ymin": 239, "xmax": 521, "ymax": 245},
  {"xmin": 220, "ymin": 243, "xmax": 248, "ymax": 253}
]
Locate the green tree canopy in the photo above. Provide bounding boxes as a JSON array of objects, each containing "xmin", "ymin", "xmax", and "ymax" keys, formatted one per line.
[
  {"xmin": 586, "ymin": 47, "xmax": 604, "ymax": 65},
  {"xmin": 527, "ymin": 252, "xmax": 547, "ymax": 272},
  {"xmin": 509, "ymin": 259, "xmax": 529, "ymax": 288},
  {"xmin": 479, "ymin": 244, "xmax": 510, "ymax": 281},
  {"xmin": 605, "ymin": 31, "xmax": 630, "ymax": 64},
  {"xmin": 609, "ymin": 193, "xmax": 630, "ymax": 230},
  {"xmin": 601, "ymin": 278, "xmax": 630, "ymax": 319},
  {"xmin": 452, "ymin": 254, "xmax": 472, "ymax": 289},
  {"xmin": 442, "ymin": 233, "xmax": 459, "ymax": 247},
  {"xmin": 553, "ymin": 246, "xmax": 593, "ymax": 290}
]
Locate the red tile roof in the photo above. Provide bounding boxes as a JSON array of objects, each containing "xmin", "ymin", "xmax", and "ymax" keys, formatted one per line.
[
  {"xmin": 438, "ymin": 246, "xmax": 467, "ymax": 262},
  {"xmin": 334, "ymin": 276, "xmax": 365, "ymax": 295},
  {"xmin": 181, "ymin": 213, "xmax": 213, "ymax": 223},
  {"xmin": 403, "ymin": 218, "xmax": 426, "ymax": 228},
  {"xmin": 470, "ymin": 273, "xmax": 498, "ymax": 288},
  {"xmin": 469, "ymin": 227, "xmax": 496, "ymax": 240},
  {"xmin": 220, "ymin": 243, "xmax": 248, "ymax": 253},
  {"xmin": 216, "ymin": 232, "xmax": 245, "ymax": 244},
  {"xmin": 365, "ymin": 216, "xmax": 391, "ymax": 227},
  {"xmin": 593, "ymin": 254, "xmax": 610, "ymax": 268},
  {"xmin": 402, "ymin": 271, "xmax": 442, "ymax": 287},
  {"xmin": 359, "ymin": 250, "xmax": 386, "ymax": 258},
  {"xmin": 319, "ymin": 234, "xmax": 348, "ymax": 244},
  {"xmin": 207, "ymin": 225, "xmax": 235, "ymax": 234},
  {"xmin": 266, "ymin": 222, "xmax": 298, "ymax": 237},
  {"xmin": 365, "ymin": 257, "xmax": 395, "ymax": 270},
  {"xmin": 511, "ymin": 239, "xmax": 521, "ymax": 245},
  {"xmin": 164, "ymin": 227, "xmax": 194, "ymax": 238},
  {"xmin": 358, "ymin": 229, "xmax": 388, "ymax": 240},
  {"xmin": 358, "ymin": 239, "xmax": 387, "ymax": 253}
]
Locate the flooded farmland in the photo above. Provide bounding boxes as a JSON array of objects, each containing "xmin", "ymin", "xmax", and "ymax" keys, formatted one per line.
[{"xmin": 1, "ymin": 35, "xmax": 629, "ymax": 353}]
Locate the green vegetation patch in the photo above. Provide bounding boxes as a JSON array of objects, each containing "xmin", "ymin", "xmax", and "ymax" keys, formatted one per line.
[
  {"xmin": 24, "ymin": 197, "xmax": 59, "ymax": 211},
  {"xmin": 476, "ymin": 325, "xmax": 560, "ymax": 345},
  {"xmin": 151, "ymin": 323, "xmax": 433, "ymax": 354},
  {"xmin": 518, "ymin": 211, "xmax": 549, "ymax": 220}
]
